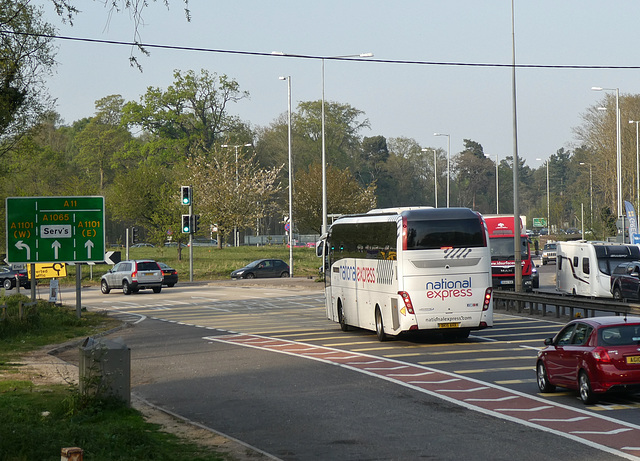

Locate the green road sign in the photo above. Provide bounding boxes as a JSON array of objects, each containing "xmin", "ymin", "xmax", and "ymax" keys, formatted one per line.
[
  {"xmin": 6, "ymin": 196, "xmax": 105, "ymax": 264},
  {"xmin": 533, "ymin": 217, "xmax": 547, "ymax": 227}
]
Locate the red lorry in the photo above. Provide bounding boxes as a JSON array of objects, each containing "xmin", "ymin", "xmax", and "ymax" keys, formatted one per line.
[{"xmin": 483, "ymin": 215, "xmax": 533, "ymax": 291}]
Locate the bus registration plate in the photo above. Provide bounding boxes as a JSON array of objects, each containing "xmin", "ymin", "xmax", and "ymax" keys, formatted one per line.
[
  {"xmin": 439, "ymin": 322, "xmax": 461, "ymax": 329},
  {"xmin": 627, "ymin": 355, "xmax": 640, "ymax": 364}
]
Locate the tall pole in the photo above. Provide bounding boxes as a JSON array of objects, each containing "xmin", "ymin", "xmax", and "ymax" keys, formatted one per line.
[
  {"xmin": 546, "ymin": 161, "xmax": 550, "ymax": 233},
  {"xmin": 434, "ymin": 149, "xmax": 438, "ymax": 208},
  {"xmin": 281, "ymin": 76, "xmax": 294, "ymax": 277},
  {"xmin": 580, "ymin": 162, "xmax": 593, "ymax": 230},
  {"xmin": 434, "ymin": 133, "xmax": 450, "ymax": 207},
  {"xmin": 320, "ymin": 52, "xmax": 373, "ymax": 235},
  {"xmin": 495, "ymin": 154, "xmax": 499, "ymax": 214},
  {"xmin": 321, "ymin": 59, "xmax": 327, "ymax": 236},
  {"xmin": 221, "ymin": 143, "xmax": 252, "ymax": 246},
  {"xmin": 631, "ymin": 120, "xmax": 640, "ymax": 211},
  {"xmin": 592, "ymin": 86, "xmax": 622, "ymax": 234},
  {"xmin": 511, "ymin": 0, "xmax": 522, "ymax": 292}
]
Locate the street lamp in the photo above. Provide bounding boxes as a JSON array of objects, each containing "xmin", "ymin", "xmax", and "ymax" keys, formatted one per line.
[
  {"xmin": 434, "ymin": 133, "xmax": 450, "ymax": 207},
  {"xmin": 221, "ymin": 143, "xmax": 252, "ymax": 247},
  {"xmin": 630, "ymin": 120, "xmax": 640, "ymax": 211},
  {"xmin": 421, "ymin": 148, "xmax": 437, "ymax": 208},
  {"xmin": 592, "ymin": 87, "xmax": 622, "ymax": 221},
  {"xmin": 321, "ymin": 53, "xmax": 373, "ymax": 234},
  {"xmin": 536, "ymin": 158, "xmax": 550, "ymax": 233},
  {"xmin": 280, "ymin": 76, "xmax": 293, "ymax": 277},
  {"xmin": 579, "ymin": 162, "xmax": 593, "ymax": 231}
]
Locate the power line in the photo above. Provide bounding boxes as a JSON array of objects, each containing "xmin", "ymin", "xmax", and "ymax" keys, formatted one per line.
[{"xmin": 3, "ymin": 29, "xmax": 640, "ymax": 70}]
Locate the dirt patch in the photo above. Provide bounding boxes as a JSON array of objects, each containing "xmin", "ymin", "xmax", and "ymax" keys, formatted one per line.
[{"xmin": 2, "ymin": 346, "xmax": 274, "ymax": 461}]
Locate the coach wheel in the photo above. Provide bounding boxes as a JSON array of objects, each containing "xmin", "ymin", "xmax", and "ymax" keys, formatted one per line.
[
  {"xmin": 337, "ymin": 300, "xmax": 349, "ymax": 332},
  {"xmin": 375, "ymin": 307, "xmax": 387, "ymax": 342}
]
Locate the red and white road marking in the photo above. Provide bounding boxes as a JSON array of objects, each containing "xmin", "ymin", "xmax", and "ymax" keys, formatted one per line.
[{"xmin": 204, "ymin": 333, "xmax": 640, "ymax": 461}]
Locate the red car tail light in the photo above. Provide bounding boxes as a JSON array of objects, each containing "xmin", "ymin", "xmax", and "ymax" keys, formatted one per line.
[{"xmin": 591, "ymin": 347, "xmax": 612, "ymax": 363}]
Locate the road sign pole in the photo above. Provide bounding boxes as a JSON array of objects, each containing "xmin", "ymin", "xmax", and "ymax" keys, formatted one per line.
[
  {"xmin": 75, "ymin": 264, "xmax": 81, "ymax": 318},
  {"xmin": 30, "ymin": 263, "xmax": 36, "ymax": 302}
]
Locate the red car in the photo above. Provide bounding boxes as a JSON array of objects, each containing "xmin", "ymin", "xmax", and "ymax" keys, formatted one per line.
[{"xmin": 536, "ymin": 316, "xmax": 640, "ymax": 404}]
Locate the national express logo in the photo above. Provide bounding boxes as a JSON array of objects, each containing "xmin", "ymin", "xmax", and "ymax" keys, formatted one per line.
[
  {"xmin": 338, "ymin": 260, "xmax": 394, "ymax": 286},
  {"xmin": 426, "ymin": 277, "xmax": 473, "ymax": 299}
]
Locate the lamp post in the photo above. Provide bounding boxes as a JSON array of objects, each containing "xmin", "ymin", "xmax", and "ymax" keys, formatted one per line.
[
  {"xmin": 421, "ymin": 148, "xmax": 438, "ymax": 207},
  {"xmin": 434, "ymin": 133, "xmax": 450, "ymax": 207},
  {"xmin": 579, "ymin": 162, "xmax": 593, "ymax": 230},
  {"xmin": 630, "ymin": 120, "xmax": 640, "ymax": 211},
  {"xmin": 221, "ymin": 143, "xmax": 252, "ymax": 246},
  {"xmin": 494, "ymin": 154, "xmax": 499, "ymax": 213},
  {"xmin": 536, "ymin": 158, "xmax": 550, "ymax": 233},
  {"xmin": 280, "ymin": 76, "xmax": 293, "ymax": 277},
  {"xmin": 321, "ymin": 53, "xmax": 373, "ymax": 235},
  {"xmin": 592, "ymin": 87, "xmax": 622, "ymax": 221}
]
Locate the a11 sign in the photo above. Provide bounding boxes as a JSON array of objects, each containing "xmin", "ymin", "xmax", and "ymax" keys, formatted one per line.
[{"xmin": 6, "ymin": 196, "xmax": 105, "ymax": 264}]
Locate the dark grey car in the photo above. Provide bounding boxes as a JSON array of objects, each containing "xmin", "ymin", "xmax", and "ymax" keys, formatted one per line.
[{"xmin": 231, "ymin": 259, "xmax": 290, "ymax": 279}]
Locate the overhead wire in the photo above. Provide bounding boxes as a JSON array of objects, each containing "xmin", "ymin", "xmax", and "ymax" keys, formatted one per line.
[{"xmin": 3, "ymin": 29, "xmax": 640, "ymax": 70}]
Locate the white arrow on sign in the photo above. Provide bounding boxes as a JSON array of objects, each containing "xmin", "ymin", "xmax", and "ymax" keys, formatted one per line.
[
  {"xmin": 85, "ymin": 240, "xmax": 94, "ymax": 259},
  {"xmin": 52, "ymin": 240, "xmax": 61, "ymax": 259},
  {"xmin": 15, "ymin": 240, "xmax": 31, "ymax": 260}
]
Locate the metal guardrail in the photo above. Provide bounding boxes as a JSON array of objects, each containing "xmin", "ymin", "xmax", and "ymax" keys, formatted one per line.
[{"xmin": 492, "ymin": 290, "xmax": 640, "ymax": 319}]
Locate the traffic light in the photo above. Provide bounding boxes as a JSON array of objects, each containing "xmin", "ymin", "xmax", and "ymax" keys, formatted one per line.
[
  {"xmin": 181, "ymin": 186, "xmax": 192, "ymax": 206},
  {"xmin": 132, "ymin": 227, "xmax": 138, "ymax": 244},
  {"xmin": 182, "ymin": 214, "xmax": 191, "ymax": 233},
  {"xmin": 194, "ymin": 215, "xmax": 200, "ymax": 233}
]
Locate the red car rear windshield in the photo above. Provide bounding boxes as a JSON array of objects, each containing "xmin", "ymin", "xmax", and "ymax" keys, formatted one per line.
[{"xmin": 599, "ymin": 324, "xmax": 640, "ymax": 346}]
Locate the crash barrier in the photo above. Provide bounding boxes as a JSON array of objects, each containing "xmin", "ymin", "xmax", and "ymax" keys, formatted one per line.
[
  {"xmin": 493, "ymin": 290, "xmax": 640, "ymax": 319},
  {"xmin": 79, "ymin": 337, "xmax": 131, "ymax": 406}
]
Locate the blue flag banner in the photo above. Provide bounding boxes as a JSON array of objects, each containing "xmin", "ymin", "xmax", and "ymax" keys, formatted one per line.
[{"xmin": 624, "ymin": 201, "xmax": 640, "ymax": 244}]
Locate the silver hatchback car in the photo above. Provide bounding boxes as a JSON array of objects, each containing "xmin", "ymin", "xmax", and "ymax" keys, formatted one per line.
[{"xmin": 101, "ymin": 260, "xmax": 163, "ymax": 295}]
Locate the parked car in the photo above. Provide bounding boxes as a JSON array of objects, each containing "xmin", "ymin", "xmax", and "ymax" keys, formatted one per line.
[
  {"xmin": 536, "ymin": 316, "xmax": 640, "ymax": 404},
  {"xmin": 0, "ymin": 265, "xmax": 31, "ymax": 290},
  {"xmin": 610, "ymin": 261, "xmax": 640, "ymax": 301},
  {"xmin": 158, "ymin": 262, "xmax": 178, "ymax": 287},
  {"xmin": 101, "ymin": 260, "xmax": 163, "ymax": 295},
  {"xmin": 541, "ymin": 242, "xmax": 556, "ymax": 265},
  {"xmin": 231, "ymin": 259, "xmax": 290, "ymax": 279}
]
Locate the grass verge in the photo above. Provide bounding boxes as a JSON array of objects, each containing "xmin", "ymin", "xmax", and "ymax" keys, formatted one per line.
[{"xmin": 0, "ymin": 295, "xmax": 233, "ymax": 461}]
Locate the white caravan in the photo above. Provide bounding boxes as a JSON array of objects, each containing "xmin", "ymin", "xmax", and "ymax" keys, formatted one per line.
[{"xmin": 556, "ymin": 241, "xmax": 640, "ymax": 297}]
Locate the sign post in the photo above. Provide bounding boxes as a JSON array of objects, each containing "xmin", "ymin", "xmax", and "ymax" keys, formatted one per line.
[{"xmin": 6, "ymin": 196, "xmax": 105, "ymax": 317}]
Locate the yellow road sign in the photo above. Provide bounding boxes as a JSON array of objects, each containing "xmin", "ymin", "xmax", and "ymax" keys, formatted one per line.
[{"xmin": 26, "ymin": 263, "xmax": 67, "ymax": 279}]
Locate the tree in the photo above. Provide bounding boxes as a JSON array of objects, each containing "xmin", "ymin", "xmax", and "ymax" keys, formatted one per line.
[
  {"xmin": 453, "ymin": 139, "xmax": 493, "ymax": 211},
  {"xmin": 294, "ymin": 163, "xmax": 377, "ymax": 233},
  {"xmin": 74, "ymin": 95, "xmax": 133, "ymax": 191},
  {"xmin": 356, "ymin": 135, "xmax": 389, "ymax": 186},
  {"xmin": 188, "ymin": 146, "xmax": 283, "ymax": 246},
  {"xmin": 0, "ymin": 0, "xmax": 56, "ymax": 155},
  {"xmin": 122, "ymin": 69, "xmax": 250, "ymax": 159},
  {"xmin": 48, "ymin": 1, "xmax": 190, "ymax": 68},
  {"xmin": 375, "ymin": 137, "xmax": 429, "ymax": 208}
]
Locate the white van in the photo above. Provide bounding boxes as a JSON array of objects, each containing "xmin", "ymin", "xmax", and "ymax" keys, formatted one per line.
[{"xmin": 556, "ymin": 241, "xmax": 640, "ymax": 297}]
